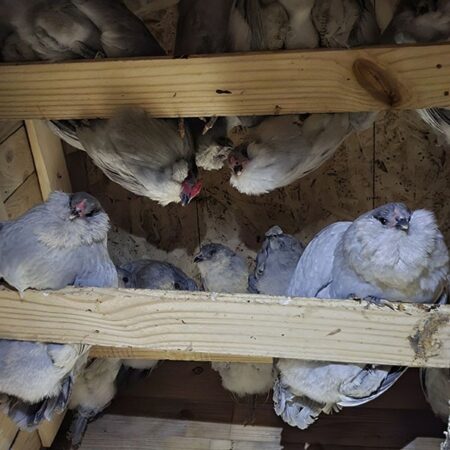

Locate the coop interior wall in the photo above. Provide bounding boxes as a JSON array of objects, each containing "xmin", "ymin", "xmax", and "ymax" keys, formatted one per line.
[{"xmin": 65, "ymin": 111, "xmax": 450, "ymax": 279}]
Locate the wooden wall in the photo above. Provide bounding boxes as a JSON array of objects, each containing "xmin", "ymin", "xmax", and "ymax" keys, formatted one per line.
[
  {"xmin": 0, "ymin": 120, "xmax": 43, "ymax": 450},
  {"xmin": 0, "ymin": 121, "xmax": 42, "ymax": 221},
  {"xmin": 66, "ymin": 110, "xmax": 450, "ymax": 279}
]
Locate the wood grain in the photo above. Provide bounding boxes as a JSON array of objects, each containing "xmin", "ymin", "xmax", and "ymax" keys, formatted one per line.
[
  {"xmin": 0, "ymin": 202, "xmax": 7, "ymax": 221},
  {"xmin": 80, "ymin": 416, "xmax": 282, "ymax": 450},
  {"xmin": 0, "ymin": 44, "xmax": 449, "ymax": 119},
  {"xmin": 10, "ymin": 431, "xmax": 41, "ymax": 450},
  {"xmin": 402, "ymin": 437, "xmax": 442, "ymax": 449},
  {"xmin": 3, "ymin": 172, "xmax": 42, "ymax": 219},
  {"xmin": 0, "ymin": 287, "xmax": 448, "ymax": 367},
  {"xmin": 25, "ymin": 120, "xmax": 71, "ymax": 200},
  {"xmin": 0, "ymin": 127, "xmax": 34, "ymax": 201},
  {"xmin": 90, "ymin": 347, "xmax": 272, "ymax": 363},
  {"xmin": 0, "ymin": 413, "xmax": 18, "ymax": 450},
  {"xmin": 38, "ymin": 412, "xmax": 66, "ymax": 448},
  {"xmin": 0, "ymin": 121, "xmax": 22, "ymax": 145}
]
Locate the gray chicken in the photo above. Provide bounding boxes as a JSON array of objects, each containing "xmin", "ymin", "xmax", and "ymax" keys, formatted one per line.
[
  {"xmin": 382, "ymin": 0, "xmax": 450, "ymax": 142},
  {"xmin": 188, "ymin": 0, "xmax": 380, "ymax": 194},
  {"xmin": 420, "ymin": 368, "xmax": 450, "ymax": 423},
  {"xmin": 194, "ymin": 243, "xmax": 276, "ymax": 400},
  {"xmin": 0, "ymin": 191, "xmax": 117, "ymax": 430},
  {"xmin": 68, "ymin": 358, "xmax": 122, "ymax": 448},
  {"xmin": 0, "ymin": 0, "xmax": 164, "ymax": 62},
  {"xmin": 118, "ymin": 258, "xmax": 198, "ymax": 371},
  {"xmin": 117, "ymin": 259, "xmax": 198, "ymax": 291},
  {"xmin": 226, "ymin": 112, "xmax": 376, "ymax": 195},
  {"xmin": 248, "ymin": 225, "xmax": 304, "ymax": 296},
  {"xmin": 0, "ymin": 342, "xmax": 89, "ymax": 431},
  {"xmin": 50, "ymin": 108, "xmax": 203, "ymax": 206},
  {"xmin": 0, "ymin": 191, "xmax": 118, "ymax": 294},
  {"xmin": 174, "ymin": 0, "xmax": 235, "ymax": 56},
  {"xmin": 274, "ymin": 203, "xmax": 449, "ymax": 429}
]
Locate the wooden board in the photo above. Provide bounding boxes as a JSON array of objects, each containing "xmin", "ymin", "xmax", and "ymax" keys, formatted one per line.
[
  {"xmin": 3, "ymin": 172, "xmax": 42, "ymax": 219},
  {"xmin": 0, "ymin": 44, "xmax": 449, "ymax": 119},
  {"xmin": 0, "ymin": 126, "xmax": 34, "ymax": 202},
  {"xmin": 0, "ymin": 287, "xmax": 448, "ymax": 367},
  {"xmin": 402, "ymin": 437, "xmax": 443, "ymax": 449},
  {"xmin": 25, "ymin": 120, "xmax": 72, "ymax": 200},
  {"xmin": 0, "ymin": 202, "xmax": 7, "ymax": 221},
  {"xmin": 10, "ymin": 431, "xmax": 41, "ymax": 450},
  {"xmin": 80, "ymin": 416, "xmax": 282, "ymax": 450},
  {"xmin": 38, "ymin": 412, "xmax": 66, "ymax": 448},
  {"xmin": 0, "ymin": 413, "xmax": 18, "ymax": 450}
]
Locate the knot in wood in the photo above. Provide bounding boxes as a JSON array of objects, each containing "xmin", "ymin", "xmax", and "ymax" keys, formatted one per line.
[{"xmin": 353, "ymin": 58, "xmax": 402, "ymax": 107}]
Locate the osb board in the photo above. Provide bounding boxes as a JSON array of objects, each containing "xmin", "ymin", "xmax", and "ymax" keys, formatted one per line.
[{"xmin": 0, "ymin": 126, "xmax": 35, "ymax": 202}]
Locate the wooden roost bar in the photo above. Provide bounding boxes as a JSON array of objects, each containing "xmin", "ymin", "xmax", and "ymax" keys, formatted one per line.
[{"xmin": 0, "ymin": 37, "xmax": 449, "ymax": 450}]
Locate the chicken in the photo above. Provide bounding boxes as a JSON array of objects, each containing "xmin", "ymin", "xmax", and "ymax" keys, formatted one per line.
[
  {"xmin": 0, "ymin": 0, "xmax": 164, "ymax": 62},
  {"xmin": 194, "ymin": 243, "xmax": 276, "ymax": 404},
  {"xmin": 49, "ymin": 109, "xmax": 202, "ymax": 206},
  {"xmin": 0, "ymin": 191, "xmax": 118, "ymax": 294},
  {"xmin": 382, "ymin": 0, "xmax": 450, "ymax": 142},
  {"xmin": 274, "ymin": 203, "xmax": 448, "ymax": 429},
  {"xmin": 248, "ymin": 225, "xmax": 304, "ymax": 295},
  {"xmin": 68, "ymin": 358, "xmax": 122, "ymax": 448}
]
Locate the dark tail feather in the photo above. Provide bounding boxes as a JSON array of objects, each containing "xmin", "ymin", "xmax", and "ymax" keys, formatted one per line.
[
  {"xmin": 67, "ymin": 412, "xmax": 89, "ymax": 449},
  {"xmin": 1, "ymin": 373, "xmax": 73, "ymax": 430},
  {"xmin": 47, "ymin": 120, "xmax": 85, "ymax": 151}
]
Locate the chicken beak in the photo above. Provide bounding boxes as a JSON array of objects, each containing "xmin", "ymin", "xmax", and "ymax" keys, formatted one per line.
[
  {"xmin": 396, "ymin": 218, "xmax": 409, "ymax": 231},
  {"xmin": 180, "ymin": 193, "xmax": 191, "ymax": 206},
  {"xmin": 233, "ymin": 164, "xmax": 243, "ymax": 176},
  {"xmin": 193, "ymin": 253, "xmax": 203, "ymax": 263},
  {"xmin": 69, "ymin": 209, "xmax": 79, "ymax": 220}
]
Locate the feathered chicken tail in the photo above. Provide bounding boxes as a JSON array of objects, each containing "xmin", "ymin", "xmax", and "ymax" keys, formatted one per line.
[
  {"xmin": 272, "ymin": 378, "xmax": 326, "ymax": 430},
  {"xmin": 67, "ymin": 411, "xmax": 90, "ymax": 450},
  {"xmin": 417, "ymin": 108, "xmax": 450, "ymax": 142},
  {"xmin": 1, "ymin": 373, "xmax": 74, "ymax": 430},
  {"xmin": 47, "ymin": 120, "xmax": 85, "ymax": 151}
]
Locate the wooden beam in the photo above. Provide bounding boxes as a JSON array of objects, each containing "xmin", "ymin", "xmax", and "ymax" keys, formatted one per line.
[
  {"xmin": 10, "ymin": 431, "xmax": 41, "ymax": 450},
  {"xmin": 25, "ymin": 120, "xmax": 71, "ymax": 200},
  {"xmin": 0, "ymin": 413, "xmax": 19, "ymax": 450},
  {"xmin": 0, "ymin": 44, "xmax": 449, "ymax": 119},
  {"xmin": 37, "ymin": 411, "xmax": 66, "ymax": 448},
  {"xmin": 89, "ymin": 346, "xmax": 273, "ymax": 363},
  {"xmin": 402, "ymin": 437, "xmax": 442, "ymax": 449},
  {"xmin": 0, "ymin": 201, "xmax": 7, "ymax": 221},
  {"xmin": 0, "ymin": 287, "xmax": 448, "ymax": 367}
]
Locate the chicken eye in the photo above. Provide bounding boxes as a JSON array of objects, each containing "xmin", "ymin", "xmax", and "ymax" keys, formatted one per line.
[
  {"xmin": 209, "ymin": 249, "xmax": 217, "ymax": 257},
  {"xmin": 85, "ymin": 208, "xmax": 100, "ymax": 218},
  {"xmin": 375, "ymin": 216, "xmax": 388, "ymax": 225}
]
